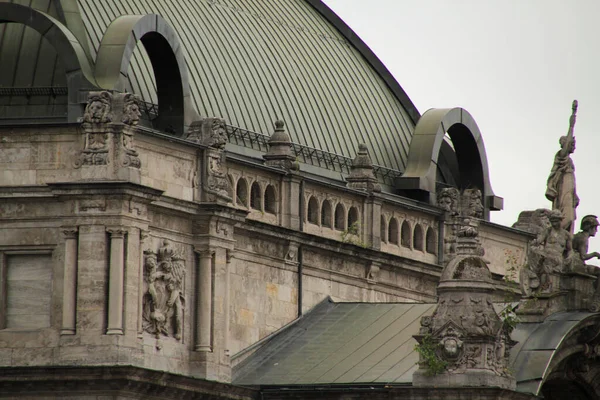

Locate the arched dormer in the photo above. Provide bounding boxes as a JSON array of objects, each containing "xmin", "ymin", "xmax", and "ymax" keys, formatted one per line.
[
  {"xmin": 396, "ymin": 107, "xmax": 503, "ymax": 220},
  {"xmin": 94, "ymin": 14, "xmax": 199, "ymax": 135},
  {"xmin": 0, "ymin": 3, "xmax": 96, "ymax": 123}
]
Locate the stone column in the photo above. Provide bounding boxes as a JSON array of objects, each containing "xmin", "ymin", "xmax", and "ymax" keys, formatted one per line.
[
  {"xmin": 138, "ymin": 230, "xmax": 149, "ymax": 337},
  {"xmin": 61, "ymin": 227, "xmax": 79, "ymax": 335},
  {"xmin": 106, "ymin": 228, "xmax": 126, "ymax": 335},
  {"xmin": 195, "ymin": 250, "xmax": 213, "ymax": 351},
  {"xmin": 224, "ymin": 250, "xmax": 232, "ymax": 356}
]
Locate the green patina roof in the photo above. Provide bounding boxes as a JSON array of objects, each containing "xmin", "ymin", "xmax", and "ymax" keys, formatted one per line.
[
  {"xmin": 233, "ymin": 298, "xmax": 435, "ymax": 386},
  {"xmin": 0, "ymin": 0, "xmax": 418, "ymax": 172}
]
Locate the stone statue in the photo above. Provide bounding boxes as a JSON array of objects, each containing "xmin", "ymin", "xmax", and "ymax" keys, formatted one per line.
[
  {"xmin": 143, "ymin": 240, "xmax": 186, "ymax": 340},
  {"xmin": 546, "ymin": 100, "xmax": 579, "ymax": 233},
  {"xmin": 572, "ymin": 215, "xmax": 600, "ymax": 266},
  {"xmin": 531, "ymin": 210, "xmax": 572, "ymax": 291}
]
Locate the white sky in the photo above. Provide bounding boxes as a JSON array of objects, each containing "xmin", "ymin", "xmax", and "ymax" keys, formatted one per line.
[{"xmin": 323, "ymin": 0, "xmax": 600, "ymax": 250}]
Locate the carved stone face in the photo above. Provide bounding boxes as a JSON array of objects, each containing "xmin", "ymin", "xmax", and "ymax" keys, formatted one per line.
[
  {"xmin": 443, "ymin": 338, "xmax": 459, "ymax": 358},
  {"xmin": 590, "ymin": 225, "xmax": 598, "ymax": 237},
  {"xmin": 550, "ymin": 217, "xmax": 562, "ymax": 229},
  {"xmin": 88, "ymin": 99, "xmax": 107, "ymax": 122}
]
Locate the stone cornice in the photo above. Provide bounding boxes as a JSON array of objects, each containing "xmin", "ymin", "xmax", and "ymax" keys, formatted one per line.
[{"xmin": 0, "ymin": 366, "xmax": 257, "ymax": 399}]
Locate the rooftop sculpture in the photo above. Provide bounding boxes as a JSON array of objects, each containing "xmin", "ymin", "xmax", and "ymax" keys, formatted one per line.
[
  {"xmin": 515, "ymin": 100, "xmax": 599, "ymax": 315},
  {"xmin": 545, "ymin": 100, "xmax": 579, "ymax": 234}
]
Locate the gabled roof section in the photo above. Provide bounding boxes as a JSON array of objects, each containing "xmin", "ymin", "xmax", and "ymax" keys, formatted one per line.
[
  {"xmin": 76, "ymin": 0, "xmax": 417, "ymax": 171},
  {"xmin": 233, "ymin": 298, "xmax": 435, "ymax": 386}
]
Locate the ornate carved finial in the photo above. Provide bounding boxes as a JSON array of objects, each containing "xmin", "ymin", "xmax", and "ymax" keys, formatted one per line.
[
  {"xmin": 414, "ymin": 210, "xmax": 516, "ymax": 389},
  {"xmin": 545, "ymin": 100, "xmax": 579, "ymax": 233},
  {"xmin": 346, "ymin": 144, "xmax": 381, "ymax": 193},
  {"xmin": 264, "ymin": 119, "xmax": 298, "ymax": 170}
]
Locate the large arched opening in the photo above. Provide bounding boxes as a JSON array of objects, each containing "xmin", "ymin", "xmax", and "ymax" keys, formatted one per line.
[
  {"xmin": 396, "ymin": 107, "xmax": 502, "ymax": 220},
  {"xmin": 0, "ymin": 3, "xmax": 96, "ymax": 123},
  {"xmin": 95, "ymin": 14, "xmax": 199, "ymax": 136}
]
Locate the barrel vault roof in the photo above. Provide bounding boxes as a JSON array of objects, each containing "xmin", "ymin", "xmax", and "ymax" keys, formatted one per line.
[{"xmin": 75, "ymin": 0, "xmax": 417, "ymax": 171}]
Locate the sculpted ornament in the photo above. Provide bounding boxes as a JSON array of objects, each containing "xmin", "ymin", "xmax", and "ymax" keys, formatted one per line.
[
  {"xmin": 121, "ymin": 93, "xmax": 141, "ymax": 126},
  {"xmin": 83, "ymin": 91, "xmax": 112, "ymax": 124},
  {"xmin": 142, "ymin": 240, "xmax": 186, "ymax": 340},
  {"xmin": 75, "ymin": 91, "xmax": 142, "ymax": 169}
]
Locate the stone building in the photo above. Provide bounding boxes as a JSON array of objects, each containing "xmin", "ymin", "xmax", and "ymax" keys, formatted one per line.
[{"xmin": 0, "ymin": 1, "xmax": 599, "ymax": 399}]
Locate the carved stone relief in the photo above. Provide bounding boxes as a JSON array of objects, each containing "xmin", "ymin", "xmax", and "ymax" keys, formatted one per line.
[
  {"xmin": 75, "ymin": 90, "xmax": 142, "ymax": 170},
  {"xmin": 142, "ymin": 239, "xmax": 186, "ymax": 340}
]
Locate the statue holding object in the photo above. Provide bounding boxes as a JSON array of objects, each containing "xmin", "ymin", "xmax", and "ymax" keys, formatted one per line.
[{"xmin": 545, "ymin": 100, "xmax": 579, "ymax": 234}]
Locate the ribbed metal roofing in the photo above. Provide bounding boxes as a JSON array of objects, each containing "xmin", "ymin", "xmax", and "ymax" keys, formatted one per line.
[
  {"xmin": 75, "ymin": 0, "xmax": 416, "ymax": 171},
  {"xmin": 233, "ymin": 298, "xmax": 435, "ymax": 385}
]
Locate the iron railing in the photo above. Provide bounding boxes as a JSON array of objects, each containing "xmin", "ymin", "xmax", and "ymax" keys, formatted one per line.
[{"xmin": 224, "ymin": 124, "xmax": 402, "ymax": 185}]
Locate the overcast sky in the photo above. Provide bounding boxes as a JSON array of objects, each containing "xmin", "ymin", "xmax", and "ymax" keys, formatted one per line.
[{"xmin": 323, "ymin": 0, "xmax": 600, "ymax": 250}]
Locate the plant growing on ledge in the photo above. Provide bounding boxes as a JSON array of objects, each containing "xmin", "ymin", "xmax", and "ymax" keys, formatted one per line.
[
  {"xmin": 415, "ymin": 334, "xmax": 448, "ymax": 376},
  {"xmin": 340, "ymin": 221, "xmax": 368, "ymax": 248}
]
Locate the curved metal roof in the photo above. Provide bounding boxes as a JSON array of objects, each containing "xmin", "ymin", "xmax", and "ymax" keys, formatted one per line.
[{"xmin": 74, "ymin": 0, "xmax": 417, "ymax": 171}]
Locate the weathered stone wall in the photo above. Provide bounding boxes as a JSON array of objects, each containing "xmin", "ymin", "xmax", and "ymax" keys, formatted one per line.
[
  {"xmin": 479, "ymin": 222, "xmax": 529, "ymax": 280},
  {"xmin": 0, "ymin": 124, "xmax": 531, "ymax": 386}
]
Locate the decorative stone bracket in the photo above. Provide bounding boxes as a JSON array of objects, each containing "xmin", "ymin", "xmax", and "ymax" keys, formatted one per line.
[{"xmin": 74, "ymin": 91, "xmax": 142, "ymax": 182}]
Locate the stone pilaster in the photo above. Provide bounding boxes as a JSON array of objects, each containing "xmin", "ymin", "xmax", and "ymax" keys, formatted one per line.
[
  {"xmin": 106, "ymin": 227, "xmax": 126, "ymax": 335},
  {"xmin": 138, "ymin": 230, "xmax": 149, "ymax": 337},
  {"xmin": 195, "ymin": 249, "xmax": 214, "ymax": 352},
  {"xmin": 75, "ymin": 224, "xmax": 108, "ymax": 335},
  {"xmin": 191, "ymin": 207, "xmax": 242, "ymax": 381},
  {"xmin": 61, "ymin": 227, "xmax": 79, "ymax": 335}
]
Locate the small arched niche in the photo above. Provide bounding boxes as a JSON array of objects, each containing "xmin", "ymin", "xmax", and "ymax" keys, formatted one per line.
[
  {"xmin": 307, "ymin": 196, "xmax": 319, "ymax": 225},
  {"xmin": 321, "ymin": 200, "xmax": 332, "ymax": 228},
  {"xmin": 348, "ymin": 207, "xmax": 359, "ymax": 230},
  {"xmin": 236, "ymin": 178, "xmax": 248, "ymax": 208},
  {"xmin": 264, "ymin": 184, "xmax": 277, "ymax": 214},
  {"xmin": 413, "ymin": 224, "xmax": 424, "ymax": 251},
  {"xmin": 334, "ymin": 203, "xmax": 345, "ymax": 230},
  {"xmin": 389, "ymin": 218, "xmax": 399, "ymax": 245},
  {"xmin": 401, "ymin": 221, "xmax": 411, "ymax": 248},
  {"xmin": 426, "ymin": 227, "xmax": 437, "ymax": 255},
  {"xmin": 250, "ymin": 182, "xmax": 262, "ymax": 210}
]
